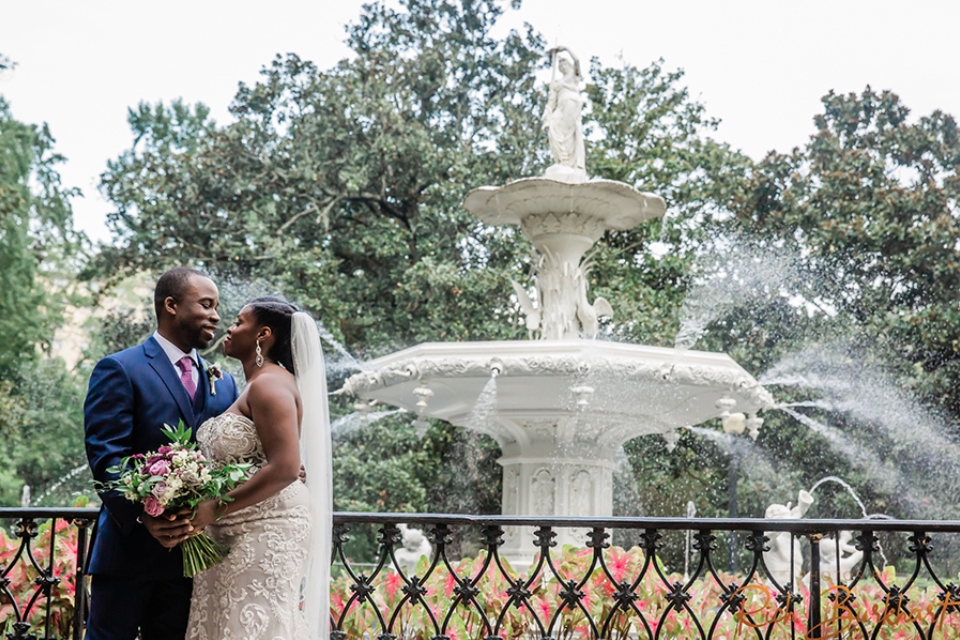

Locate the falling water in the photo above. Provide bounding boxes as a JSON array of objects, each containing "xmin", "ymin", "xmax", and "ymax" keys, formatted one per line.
[
  {"xmin": 214, "ymin": 276, "xmax": 365, "ymax": 373},
  {"xmin": 315, "ymin": 319, "xmax": 365, "ymax": 372},
  {"xmin": 465, "ymin": 377, "xmax": 499, "ymax": 432},
  {"xmin": 612, "ymin": 446, "xmax": 645, "ymax": 518},
  {"xmin": 674, "ymin": 245, "xmax": 804, "ymax": 350},
  {"xmin": 808, "ymin": 476, "xmax": 891, "ymax": 567},
  {"xmin": 687, "ymin": 426, "xmax": 779, "ymax": 480},
  {"xmin": 331, "ymin": 410, "xmax": 403, "ymax": 440},
  {"xmin": 33, "ymin": 464, "xmax": 90, "ymax": 506},
  {"xmin": 764, "ymin": 343, "xmax": 960, "ymax": 519},
  {"xmin": 809, "ymin": 476, "xmax": 892, "ymax": 521},
  {"xmin": 778, "ymin": 409, "xmax": 865, "ymax": 462},
  {"xmin": 774, "ymin": 400, "xmax": 837, "ymax": 411},
  {"xmin": 683, "ymin": 500, "xmax": 696, "ymax": 581}
]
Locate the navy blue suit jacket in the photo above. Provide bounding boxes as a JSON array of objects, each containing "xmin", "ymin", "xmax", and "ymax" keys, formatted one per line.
[{"xmin": 84, "ymin": 336, "xmax": 239, "ymax": 579}]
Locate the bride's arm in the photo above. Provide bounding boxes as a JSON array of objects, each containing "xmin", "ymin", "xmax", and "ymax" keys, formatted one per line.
[{"xmin": 191, "ymin": 376, "xmax": 301, "ymax": 529}]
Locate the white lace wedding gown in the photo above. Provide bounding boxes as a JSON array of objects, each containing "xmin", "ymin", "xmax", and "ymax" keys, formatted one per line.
[{"xmin": 187, "ymin": 412, "xmax": 313, "ymax": 640}]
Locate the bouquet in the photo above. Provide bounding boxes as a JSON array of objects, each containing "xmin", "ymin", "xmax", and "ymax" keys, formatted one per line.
[{"xmin": 101, "ymin": 421, "xmax": 251, "ymax": 577}]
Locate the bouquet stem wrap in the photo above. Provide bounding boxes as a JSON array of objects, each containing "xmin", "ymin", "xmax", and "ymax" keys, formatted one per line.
[{"xmin": 182, "ymin": 532, "xmax": 230, "ymax": 578}]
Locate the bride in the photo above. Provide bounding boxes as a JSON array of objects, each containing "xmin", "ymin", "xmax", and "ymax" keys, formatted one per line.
[{"xmin": 183, "ymin": 297, "xmax": 332, "ymax": 640}]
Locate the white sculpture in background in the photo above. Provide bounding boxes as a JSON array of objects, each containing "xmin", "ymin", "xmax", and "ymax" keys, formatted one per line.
[
  {"xmin": 513, "ymin": 259, "xmax": 613, "ymax": 340},
  {"xmin": 394, "ymin": 524, "xmax": 433, "ymax": 574},
  {"xmin": 575, "ymin": 263, "xmax": 613, "ymax": 339},
  {"xmin": 542, "ymin": 47, "xmax": 587, "ymax": 184},
  {"xmin": 763, "ymin": 490, "xmax": 814, "ymax": 587},
  {"xmin": 820, "ymin": 531, "xmax": 863, "ymax": 584}
]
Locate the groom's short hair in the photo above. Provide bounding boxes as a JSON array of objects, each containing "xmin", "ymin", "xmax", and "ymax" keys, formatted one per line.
[{"xmin": 154, "ymin": 267, "xmax": 208, "ymax": 318}]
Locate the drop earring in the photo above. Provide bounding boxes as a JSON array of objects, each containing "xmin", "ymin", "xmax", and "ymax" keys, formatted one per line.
[{"xmin": 255, "ymin": 339, "xmax": 264, "ymax": 368}]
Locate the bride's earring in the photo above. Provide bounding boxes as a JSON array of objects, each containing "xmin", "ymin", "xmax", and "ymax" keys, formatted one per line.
[{"xmin": 255, "ymin": 339, "xmax": 264, "ymax": 368}]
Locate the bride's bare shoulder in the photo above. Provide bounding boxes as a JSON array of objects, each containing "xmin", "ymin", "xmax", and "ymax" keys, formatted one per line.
[{"xmin": 246, "ymin": 368, "xmax": 299, "ymax": 405}]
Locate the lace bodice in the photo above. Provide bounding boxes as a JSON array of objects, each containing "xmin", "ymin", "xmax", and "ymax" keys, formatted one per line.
[{"xmin": 197, "ymin": 412, "xmax": 264, "ymax": 470}]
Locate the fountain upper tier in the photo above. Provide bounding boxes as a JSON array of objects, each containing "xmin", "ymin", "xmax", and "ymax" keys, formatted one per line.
[
  {"xmin": 464, "ymin": 178, "xmax": 666, "ymax": 340},
  {"xmin": 340, "ymin": 339, "xmax": 775, "ymax": 454},
  {"xmin": 465, "ymin": 177, "xmax": 666, "ymax": 233}
]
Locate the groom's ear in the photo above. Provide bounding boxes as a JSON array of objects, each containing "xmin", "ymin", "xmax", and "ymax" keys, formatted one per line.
[{"xmin": 163, "ymin": 296, "xmax": 179, "ymax": 317}]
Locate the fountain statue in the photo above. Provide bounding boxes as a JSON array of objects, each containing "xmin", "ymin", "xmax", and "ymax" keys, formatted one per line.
[
  {"xmin": 340, "ymin": 47, "xmax": 775, "ymax": 566},
  {"xmin": 763, "ymin": 489, "xmax": 814, "ymax": 586},
  {"xmin": 820, "ymin": 530, "xmax": 862, "ymax": 584},
  {"xmin": 394, "ymin": 524, "xmax": 433, "ymax": 574},
  {"xmin": 542, "ymin": 46, "xmax": 587, "ymax": 184}
]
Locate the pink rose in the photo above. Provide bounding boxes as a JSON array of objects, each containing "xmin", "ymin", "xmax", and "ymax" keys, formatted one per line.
[
  {"xmin": 143, "ymin": 496, "xmax": 164, "ymax": 517},
  {"xmin": 148, "ymin": 460, "xmax": 170, "ymax": 476},
  {"xmin": 151, "ymin": 482, "xmax": 167, "ymax": 500},
  {"xmin": 157, "ymin": 445, "xmax": 172, "ymax": 455}
]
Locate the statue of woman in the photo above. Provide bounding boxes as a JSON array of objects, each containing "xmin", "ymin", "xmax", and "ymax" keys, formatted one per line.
[{"xmin": 542, "ymin": 47, "xmax": 587, "ymax": 183}]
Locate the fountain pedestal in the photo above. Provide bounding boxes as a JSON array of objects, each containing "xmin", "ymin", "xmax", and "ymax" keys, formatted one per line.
[{"xmin": 497, "ymin": 444, "xmax": 614, "ymax": 564}]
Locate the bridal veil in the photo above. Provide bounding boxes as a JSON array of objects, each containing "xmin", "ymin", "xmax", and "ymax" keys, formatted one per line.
[{"xmin": 291, "ymin": 312, "xmax": 332, "ymax": 640}]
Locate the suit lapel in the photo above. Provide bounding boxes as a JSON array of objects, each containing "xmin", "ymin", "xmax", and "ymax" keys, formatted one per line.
[{"xmin": 144, "ymin": 336, "xmax": 196, "ymax": 429}]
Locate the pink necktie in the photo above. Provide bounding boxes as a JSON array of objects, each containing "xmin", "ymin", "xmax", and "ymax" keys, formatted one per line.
[{"xmin": 177, "ymin": 356, "xmax": 197, "ymax": 401}]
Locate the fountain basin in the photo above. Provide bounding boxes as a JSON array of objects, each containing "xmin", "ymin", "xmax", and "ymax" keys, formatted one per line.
[
  {"xmin": 341, "ymin": 340, "xmax": 774, "ymax": 446},
  {"xmin": 341, "ymin": 339, "xmax": 774, "ymax": 563},
  {"xmin": 463, "ymin": 177, "xmax": 666, "ymax": 232}
]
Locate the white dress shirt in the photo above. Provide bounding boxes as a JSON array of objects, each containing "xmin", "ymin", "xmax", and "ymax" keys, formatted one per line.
[{"xmin": 153, "ymin": 331, "xmax": 200, "ymax": 387}]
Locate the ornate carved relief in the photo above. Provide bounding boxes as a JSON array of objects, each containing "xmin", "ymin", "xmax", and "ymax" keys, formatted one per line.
[
  {"xmin": 570, "ymin": 469, "xmax": 594, "ymax": 515},
  {"xmin": 531, "ymin": 468, "xmax": 556, "ymax": 516}
]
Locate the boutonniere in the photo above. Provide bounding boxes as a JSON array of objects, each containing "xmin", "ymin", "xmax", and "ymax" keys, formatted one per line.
[{"xmin": 206, "ymin": 363, "xmax": 224, "ymax": 396}]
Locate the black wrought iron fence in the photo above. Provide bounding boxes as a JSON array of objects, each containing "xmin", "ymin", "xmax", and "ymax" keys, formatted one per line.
[
  {"xmin": 4, "ymin": 509, "xmax": 960, "ymax": 639},
  {"xmin": 330, "ymin": 514, "xmax": 960, "ymax": 640},
  {"xmin": 0, "ymin": 508, "xmax": 95, "ymax": 640}
]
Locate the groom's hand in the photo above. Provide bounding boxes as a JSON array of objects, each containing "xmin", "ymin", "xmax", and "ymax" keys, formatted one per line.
[{"xmin": 142, "ymin": 508, "xmax": 194, "ymax": 548}]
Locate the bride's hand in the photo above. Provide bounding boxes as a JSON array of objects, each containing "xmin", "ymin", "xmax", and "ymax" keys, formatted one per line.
[{"xmin": 190, "ymin": 500, "xmax": 220, "ymax": 532}]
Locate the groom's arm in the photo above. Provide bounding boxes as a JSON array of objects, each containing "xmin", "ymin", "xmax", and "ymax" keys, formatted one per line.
[{"xmin": 84, "ymin": 356, "xmax": 141, "ymax": 536}]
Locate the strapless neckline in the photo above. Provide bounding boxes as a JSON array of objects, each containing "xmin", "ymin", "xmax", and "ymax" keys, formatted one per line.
[
  {"xmin": 208, "ymin": 412, "xmax": 253, "ymax": 425},
  {"xmin": 197, "ymin": 411, "xmax": 264, "ymax": 468}
]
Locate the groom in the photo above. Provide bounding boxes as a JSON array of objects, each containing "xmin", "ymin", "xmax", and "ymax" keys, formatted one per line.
[{"xmin": 84, "ymin": 268, "xmax": 239, "ymax": 640}]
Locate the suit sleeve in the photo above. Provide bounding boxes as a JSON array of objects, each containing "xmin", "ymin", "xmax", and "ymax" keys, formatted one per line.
[{"xmin": 84, "ymin": 356, "xmax": 141, "ymax": 536}]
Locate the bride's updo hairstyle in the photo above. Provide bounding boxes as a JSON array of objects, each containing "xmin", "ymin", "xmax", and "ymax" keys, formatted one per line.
[{"xmin": 247, "ymin": 297, "xmax": 299, "ymax": 374}]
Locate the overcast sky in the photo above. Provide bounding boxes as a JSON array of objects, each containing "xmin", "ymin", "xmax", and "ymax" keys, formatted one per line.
[{"xmin": 3, "ymin": 0, "xmax": 958, "ymax": 243}]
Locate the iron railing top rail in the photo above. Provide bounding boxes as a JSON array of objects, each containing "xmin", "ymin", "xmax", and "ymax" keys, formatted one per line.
[
  {"xmin": 332, "ymin": 512, "xmax": 960, "ymax": 533},
  {"xmin": 0, "ymin": 507, "xmax": 99, "ymax": 520},
  {"xmin": 3, "ymin": 507, "xmax": 960, "ymax": 534}
]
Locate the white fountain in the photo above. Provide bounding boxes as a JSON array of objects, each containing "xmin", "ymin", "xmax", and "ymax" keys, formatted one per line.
[{"xmin": 340, "ymin": 47, "xmax": 775, "ymax": 566}]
